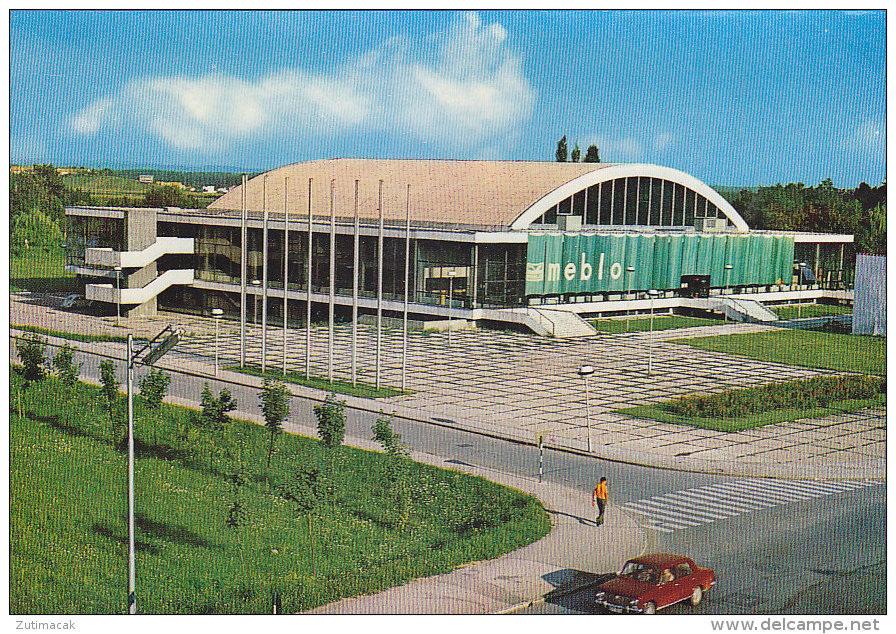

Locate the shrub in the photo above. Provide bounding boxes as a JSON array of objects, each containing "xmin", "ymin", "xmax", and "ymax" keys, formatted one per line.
[
  {"xmin": 664, "ymin": 374, "xmax": 885, "ymax": 419},
  {"xmin": 139, "ymin": 368, "xmax": 171, "ymax": 409},
  {"xmin": 52, "ymin": 343, "xmax": 81, "ymax": 392},
  {"xmin": 314, "ymin": 393, "xmax": 346, "ymax": 449}
]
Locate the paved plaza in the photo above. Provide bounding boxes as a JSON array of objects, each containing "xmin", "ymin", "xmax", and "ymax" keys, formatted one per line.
[{"xmin": 173, "ymin": 314, "xmax": 885, "ymax": 479}]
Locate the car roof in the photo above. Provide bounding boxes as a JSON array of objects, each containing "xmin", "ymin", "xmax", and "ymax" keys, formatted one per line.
[{"xmin": 628, "ymin": 553, "xmax": 691, "ymax": 568}]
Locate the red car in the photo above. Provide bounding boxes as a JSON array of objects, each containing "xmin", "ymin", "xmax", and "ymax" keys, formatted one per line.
[{"xmin": 595, "ymin": 553, "xmax": 715, "ymax": 614}]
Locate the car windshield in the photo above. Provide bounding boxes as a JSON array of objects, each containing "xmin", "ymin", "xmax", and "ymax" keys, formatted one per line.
[{"xmin": 620, "ymin": 561, "xmax": 660, "ymax": 584}]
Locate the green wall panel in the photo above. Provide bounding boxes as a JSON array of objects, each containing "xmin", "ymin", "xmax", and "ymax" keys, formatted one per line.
[{"xmin": 524, "ymin": 233, "xmax": 796, "ymax": 295}]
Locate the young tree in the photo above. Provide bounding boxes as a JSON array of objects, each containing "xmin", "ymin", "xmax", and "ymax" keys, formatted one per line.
[
  {"xmin": 373, "ymin": 416, "xmax": 412, "ymax": 529},
  {"xmin": 555, "ymin": 136, "xmax": 568, "ymax": 162},
  {"xmin": 279, "ymin": 465, "xmax": 332, "ymax": 577},
  {"xmin": 14, "ymin": 333, "xmax": 48, "ymax": 415},
  {"xmin": 260, "ymin": 378, "xmax": 291, "ymax": 469},
  {"xmin": 571, "ymin": 141, "xmax": 581, "ymax": 163},
  {"xmin": 99, "ymin": 360, "xmax": 118, "ymax": 419},
  {"xmin": 314, "ymin": 393, "xmax": 346, "ymax": 449},
  {"xmin": 584, "ymin": 145, "xmax": 601, "ymax": 163},
  {"xmin": 196, "ymin": 384, "xmax": 238, "ymax": 434},
  {"xmin": 53, "ymin": 342, "xmax": 82, "ymax": 394},
  {"xmin": 139, "ymin": 368, "xmax": 171, "ymax": 409}
]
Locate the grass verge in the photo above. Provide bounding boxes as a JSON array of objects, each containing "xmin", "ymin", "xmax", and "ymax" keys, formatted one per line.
[
  {"xmin": 10, "ymin": 249, "xmax": 78, "ymax": 294},
  {"xmin": 620, "ymin": 394, "xmax": 885, "ymax": 433},
  {"xmin": 228, "ymin": 365, "xmax": 408, "ymax": 398},
  {"xmin": 590, "ymin": 315, "xmax": 720, "ymax": 334},
  {"xmin": 674, "ymin": 329, "xmax": 885, "ymax": 376},
  {"xmin": 772, "ymin": 304, "xmax": 852, "ymax": 320},
  {"xmin": 10, "ymin": 371, "xmax": 548, "ymax": 614},
  {"xmin": 619, "ymin": 375, "xmax": 885, "ymax": 433},
  {"xmin": 12, "ymin": 324, "xmax": 128, "ymax": 344}
]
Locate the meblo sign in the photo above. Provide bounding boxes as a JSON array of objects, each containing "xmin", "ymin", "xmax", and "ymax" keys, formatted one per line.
[{"xmin": 524, "ymin": 233, "xmax": 795, "ymax": 296}]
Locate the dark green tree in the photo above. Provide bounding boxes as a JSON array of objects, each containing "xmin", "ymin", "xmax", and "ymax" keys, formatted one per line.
[
  {"xmin": 139, "ymin": 368, "xmax": 171, "ymax": 409},
  {"xmin": 584, "ymin": 145, "xmax": 601, "ymax": 163},
  {"xmin": 99, "ymin": 359, "xmax": 125, "ymax": 447},
  {"xmin": 14, "ymin": 333, "xmax": 48, "ymax": 415},
  {"xmin": 143, "ymin": 185, "xmax": 201, "ymax": 209},
  {"xmin": 52, "ymin": 342, "xmax": 82, "ymax": 393},
  {"xmin": 570, "ymin": 141, "xmax": 581, "ymax": 163},
  {"xmin": 373, "ymin": 416, "xmax": 412, "ymax": 529},
  {"xmin": 196, "ymin": 384, "xmax": 238, "ymax": 433},
  {"xmin": 314, "ymin": 393, "xmax": 346, "ymax": 449},
  {"xmin": 260, "ymin": 378, "xmax": 290, "ymax": 469},
  {"xmin": 555, "ymin": 136, "xmax": 568, "ymax": 162}
]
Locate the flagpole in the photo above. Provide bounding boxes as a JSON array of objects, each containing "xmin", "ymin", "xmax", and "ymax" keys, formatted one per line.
[
  {"xmin": 283, "ymin": 176, "xmax": 289, "ymax": 377},
  {"xmin": 351, "ymin": 179, "xmax": 359, "ymax": 387}
]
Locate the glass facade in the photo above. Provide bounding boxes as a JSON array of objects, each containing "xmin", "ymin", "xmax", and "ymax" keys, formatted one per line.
[{"xmin": 533, "ymin": 177, "xmax": 724, "ymax": 228}]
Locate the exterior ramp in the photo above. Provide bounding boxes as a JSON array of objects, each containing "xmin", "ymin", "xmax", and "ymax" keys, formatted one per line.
[
  {"xmin": 525, "ymin": 308, "xmax": 598, "ymax": 337},
  {"xmin": 717, "ymin": 297, "xmax": 779, "ymax": 323}
]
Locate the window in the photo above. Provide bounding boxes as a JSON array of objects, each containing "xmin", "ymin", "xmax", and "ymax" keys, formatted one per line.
[
  {"xmin": 585, "ymin": 185, "xmax": 599, "ymax": 225},
  {"xmin": 599, "ymin": 182, "xmax": 613, "ymax": 225},
  {"xmin": 675, "ymin": 562, "xmax": 693, "ymax": 577}
]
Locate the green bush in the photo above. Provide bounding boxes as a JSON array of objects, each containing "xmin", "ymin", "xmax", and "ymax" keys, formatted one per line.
[{"xmin": 665, "ymin": 375, "xmax": 885, "ymax": 419}]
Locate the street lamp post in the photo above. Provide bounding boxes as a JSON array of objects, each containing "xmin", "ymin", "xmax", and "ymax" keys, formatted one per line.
[
  {"xmin": 212, "ymin": 308, "xmax": 223, "ymax": 376},
  {"xmin": 646, "ymin": 289, "xmax": 660, "ymax": 376},
  {"xmin": 723, "ymin": 264, "xmax": 733, "ymax": 323},
  {"xmin": 625, "ymin": 265, "xmax": 636, "ymax": 332},
  {"xmin": 578, "ymin": 365, "xmax": 595, "ymax": 452},
  {"xmin": 114, "ymin": 265, "xmax": 123, "ymax": 327}
]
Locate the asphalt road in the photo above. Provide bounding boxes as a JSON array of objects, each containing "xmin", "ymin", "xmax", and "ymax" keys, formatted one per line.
[{"xmin": 16, "ymin": 338, "xmax": 887, "ymax": 616}]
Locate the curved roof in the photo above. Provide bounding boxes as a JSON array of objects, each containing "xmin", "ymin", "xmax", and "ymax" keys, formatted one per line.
[{"xmin": 209, "ymin": 158, "xmax": 746, "ymax": 230}]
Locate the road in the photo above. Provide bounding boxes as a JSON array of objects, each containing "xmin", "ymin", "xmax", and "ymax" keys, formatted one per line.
[{"xmin": 16, "ymin": 338, "xmax": 888, "ymax": 615}]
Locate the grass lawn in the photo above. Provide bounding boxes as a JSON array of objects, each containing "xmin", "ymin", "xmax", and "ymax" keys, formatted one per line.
[
  {"xmin": 620, "ymin": 394, "xmax": 885, "ymax": 433},
  {"xmin": 9, "ymin": 372, "xmax": 549, "ymax": 614},
  {"xmin": 591, "ymin": 314, "xmax": 721, "ymax": 334},
  {"xmin": 675, "ymin": 329, "xmax": 886, "ymax": 376},
  {"xmin": 10, "ymin": 249, "xmax": 78, "ymax": 294},
  {"xmin": 772, "ymin": 303, "xmax": 852, "ymax": 320},
  {"xmin": 229, "ymin": 365, "xmax": 407, "ymax": 399},
  {"xmin": 12, "ymin": 324, "xmax": 128, "ymax": 344}
]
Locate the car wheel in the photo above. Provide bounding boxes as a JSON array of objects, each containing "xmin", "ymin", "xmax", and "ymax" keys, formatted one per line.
[
  {"xmin": 690, "ymin": 586, "xmax": 703, "ymax": 606},
  {"xmin": 643, "ymin": 601, "xmax": 657, "ymax": 614}
]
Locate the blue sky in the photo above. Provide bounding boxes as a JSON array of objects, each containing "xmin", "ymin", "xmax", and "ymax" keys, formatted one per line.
[{"xmin": 9, "ymin": 10, "xmax": 886, "ymax": 187}]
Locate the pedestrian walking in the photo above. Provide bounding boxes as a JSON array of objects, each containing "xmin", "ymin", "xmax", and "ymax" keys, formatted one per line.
[{"xmin": 592, "ymin": 476, "xmax": 608, "ymax": 526}]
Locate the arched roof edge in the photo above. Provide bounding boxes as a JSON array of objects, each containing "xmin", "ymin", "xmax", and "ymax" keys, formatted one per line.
[{"xmin": 508, "ymin": 164, "xmax": 749, "ymax": 231}]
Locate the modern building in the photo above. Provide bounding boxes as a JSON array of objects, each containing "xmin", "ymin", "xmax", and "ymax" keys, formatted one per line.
[{"xmin": 65, "ymin": 159, "xmax": 854, "ymax": 335}]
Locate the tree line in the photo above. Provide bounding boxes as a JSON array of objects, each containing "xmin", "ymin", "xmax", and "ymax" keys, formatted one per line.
[{"xmin": 8, "ymin": 164, "xmax": 244, "ymax": 253}]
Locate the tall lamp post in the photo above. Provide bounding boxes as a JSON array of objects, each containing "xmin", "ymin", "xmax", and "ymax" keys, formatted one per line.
[
  {"xmin": 212, "ymin": 308, "xmax": 223, "ymax": 376},
  {"xmin": 723, "ymin": 263, "xmax": 733, "ymax": 323},
  {"xmin": 578, "ymin": 365, "xmax": 595, "ymax": 452},
  {"xmin": 797, "ymin": 261, "xmax": 807, "ymax": 319},
  {"xmin": 625, "ymin": 265, "xmax": 636, "ymax": 332},
  {"xmin": 646, "ymin": 289, "xmax": 660, "ymax": 376},
  {"xmin": 114, "ymin": 265, "xmax": 123, "ymax": 327}
]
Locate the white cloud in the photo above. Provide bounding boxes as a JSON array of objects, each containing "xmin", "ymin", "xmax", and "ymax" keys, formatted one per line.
[{"xmin": 69, "ymin": 12, "xmax": 532, "ymax": 155}]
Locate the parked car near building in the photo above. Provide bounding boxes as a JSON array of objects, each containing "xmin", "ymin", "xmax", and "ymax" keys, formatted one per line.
[{"xmin": 594, "ymin": 553, "xmax": 715, "ymax": 614}]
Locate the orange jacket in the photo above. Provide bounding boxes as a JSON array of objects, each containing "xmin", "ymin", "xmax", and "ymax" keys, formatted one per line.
[{"xmin": 593, "ymin": 482, "xmax": 608, "ymax": 501}]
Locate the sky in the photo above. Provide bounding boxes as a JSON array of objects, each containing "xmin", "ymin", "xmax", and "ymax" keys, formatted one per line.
[{"xmin": 8, "ymin": 9, "xmax": 886, "ymax": 187}]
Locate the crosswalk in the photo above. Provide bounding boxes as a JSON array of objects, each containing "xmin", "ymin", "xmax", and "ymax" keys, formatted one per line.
[{"xmin": 623, "ymin": 478, "xmax": 878, "ymax": 533}]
